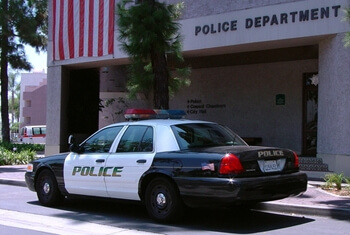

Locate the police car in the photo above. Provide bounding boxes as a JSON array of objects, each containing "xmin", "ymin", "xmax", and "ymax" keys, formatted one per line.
[{"xmin": 25, "ymin": 109, "xmax": 307, "ymax": 222}]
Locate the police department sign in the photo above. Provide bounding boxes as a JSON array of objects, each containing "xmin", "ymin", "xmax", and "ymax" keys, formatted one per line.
[
  {"xmin": 194, "ymin": 5, "xmax": 341, "ymax": 36},
  {"xmin": 180, "ymin": 0, "xmax": 350, "ymax": 51}
]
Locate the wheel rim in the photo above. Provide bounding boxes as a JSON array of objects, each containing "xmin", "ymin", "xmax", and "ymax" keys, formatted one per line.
[
  {"xmin": 152, "ymin": 186, "xmax": 171, "ymax": 215},
  {"xmin": 43, "ymin": 182, "xmax": 51, "ymax": 194},
  {"xmin": 39, "ymin": 175, "xmax": 52, "ymax": 198},
  {"xmin": 156, "ymin": 193, "xmax": 166, "ymax": 208}
]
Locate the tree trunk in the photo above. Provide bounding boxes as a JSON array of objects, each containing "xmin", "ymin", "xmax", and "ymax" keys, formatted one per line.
[
  {"xmin": 11, "ymin": 90, "xmax": 14, "ymax": 124},
  {"xmin": 151, "ymin": 51, "xmax": 169, "ymax": 109},
  {"xmin": 1, "ymin": 0, "xmax": 11, "ymax": 142}
]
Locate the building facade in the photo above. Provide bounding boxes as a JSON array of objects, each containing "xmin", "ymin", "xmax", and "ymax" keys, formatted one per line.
[
  {"xmin": 46, "ymin": 0, "xmax": 350, "ymax": 175},
  {"xmin": 19, "ymin": 72, "xmax": 47, "ymax": 128}
]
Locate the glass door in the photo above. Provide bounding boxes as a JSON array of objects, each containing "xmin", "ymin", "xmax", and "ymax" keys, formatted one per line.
[{"xmin": 302, "ymin": 73, "xmax": 318, "ymax": 156}]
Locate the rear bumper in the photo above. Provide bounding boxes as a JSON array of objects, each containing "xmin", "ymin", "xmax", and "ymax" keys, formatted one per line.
[{"xmin": 176, "ymin": 172, "xmax": 308, "ymax": 207}]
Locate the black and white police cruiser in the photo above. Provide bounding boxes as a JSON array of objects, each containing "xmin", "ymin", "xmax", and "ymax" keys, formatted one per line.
[{"xmin": 25, "ymin": 109, "xmax": 307, "ymax": 222}]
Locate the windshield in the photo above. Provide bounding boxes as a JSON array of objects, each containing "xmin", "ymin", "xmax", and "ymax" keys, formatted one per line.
[{"xmin": 171, "ymin": 123, "xmax": 247, "ymax": 150}]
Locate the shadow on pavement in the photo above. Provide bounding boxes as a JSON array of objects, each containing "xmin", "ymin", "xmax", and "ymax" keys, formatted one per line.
[{"xmin": 27, "ymin": 196, "xmax": 314, "ymax": 234}]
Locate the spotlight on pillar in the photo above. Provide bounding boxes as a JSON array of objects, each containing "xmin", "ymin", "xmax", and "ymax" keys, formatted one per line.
[{"xmin": 101, "ymin": 67, "xmax": 109, "ymax": 73}]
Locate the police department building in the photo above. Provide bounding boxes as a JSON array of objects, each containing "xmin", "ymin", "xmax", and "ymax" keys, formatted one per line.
[{"xmin": 46, "ymin": 0, "xmax": 350, "ymax": 175}]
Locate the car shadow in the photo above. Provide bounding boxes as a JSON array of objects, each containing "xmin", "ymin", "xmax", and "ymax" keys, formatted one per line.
[{"xmin": 28, "ymin": 196, "xmax": 314, "ymax": 234}]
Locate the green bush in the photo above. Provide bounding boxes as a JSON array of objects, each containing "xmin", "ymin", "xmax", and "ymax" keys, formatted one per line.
[
  {"xmin": 345, "ymin": 177, "xmax": 350, "ymax": 191},
  {"xmin": 323, "ymin": 173, "xmax": 345, "ymax": 190},
  {"xmin": 0, "ymin": 144, "xmax": 38, "ymax": 166},
  {"xmin": 0, "ymin": 142, "xmax": 44, "ymax": 153}
]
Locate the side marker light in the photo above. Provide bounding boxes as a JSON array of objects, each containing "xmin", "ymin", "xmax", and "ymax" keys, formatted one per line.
[{"xmin": 26, "ymin": 164, "xmax": 33, "ymax": 172}]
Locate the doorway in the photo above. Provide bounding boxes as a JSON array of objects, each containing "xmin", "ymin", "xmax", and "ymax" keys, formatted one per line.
[
  {"xmin": 302, "ymin": 73, "xmax": 318, "ymax": 156},
  {"xmin": 68, "ymin": 69, "xmax": 100, "ymax": 141}
]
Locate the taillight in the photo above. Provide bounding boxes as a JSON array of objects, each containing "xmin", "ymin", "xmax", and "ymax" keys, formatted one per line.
[
  {"xmin": 23, "ymin": 129, "xmax": 28, "ymax": 137},
  {"xmin": 219, "ymin": 153, "xmax": 244, "ymax": 174},
  {"xmin": 293, "ymin": 152, "xmax": 299, "ymax": 168}
]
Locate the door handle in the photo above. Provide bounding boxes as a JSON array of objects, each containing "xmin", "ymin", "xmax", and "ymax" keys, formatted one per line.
[
  {"xmin": 137, "ymin": 159, "xmax": 147, "ymax": 163},
  {"xmin": 96, "ymin": 159, "xmax": 105, "ymax": 163}
]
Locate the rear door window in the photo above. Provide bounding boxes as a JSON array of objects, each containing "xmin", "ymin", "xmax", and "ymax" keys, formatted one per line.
[{"xmin": 116, "ymin": 125, "xmax": 153, "ymax": 152}]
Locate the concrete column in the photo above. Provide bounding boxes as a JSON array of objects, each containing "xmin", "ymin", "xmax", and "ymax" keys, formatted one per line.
[
  {"xmin": 45, "ymin": 66, "xmax": 69, "ymax": 156},
  {"xmin": 318, "ymin": 33, "xmax": 350, "ymax": 175}
]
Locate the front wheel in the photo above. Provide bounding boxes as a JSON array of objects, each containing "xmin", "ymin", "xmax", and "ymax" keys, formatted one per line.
[
  {"xmin": 145, "ymin": 177, "xmax": 184, "ymax": 222},
  {"xmin": 36, "ymin": 169, "xmax": 64, "ymax": 207}
]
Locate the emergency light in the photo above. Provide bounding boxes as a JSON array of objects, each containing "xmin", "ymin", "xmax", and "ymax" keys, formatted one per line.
[{"xmin": 124, "ymin": 109, "xmax": 186, "ymax": 120}]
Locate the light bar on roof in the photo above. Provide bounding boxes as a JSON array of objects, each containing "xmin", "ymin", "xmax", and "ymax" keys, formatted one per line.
[
  {"xmin": 167, "ymin": 110, "xmax": 187, "ymax": 119},
  {"xmin": 124, "ymin": 109, "xmax": 186, "ymax": 120},
  {"xmin": 124, "ymin": 109, "xmax": 156, "ymax": 120}
]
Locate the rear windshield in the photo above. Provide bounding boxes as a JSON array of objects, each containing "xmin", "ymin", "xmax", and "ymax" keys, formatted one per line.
[{"xmin": 171, "ymin": 123, "xmax": 247, "ymax": 150}]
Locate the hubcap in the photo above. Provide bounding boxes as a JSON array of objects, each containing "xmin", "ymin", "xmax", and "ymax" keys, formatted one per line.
[
  {"xmin": 43, "ymin": 182, "xmax": 50, "ymax": 194},
  {"xmin": 156, "ymin": 193, "xmax": 166, "ymax": 208}
]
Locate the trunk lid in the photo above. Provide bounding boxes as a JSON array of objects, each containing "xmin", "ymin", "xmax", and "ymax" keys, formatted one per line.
[{"xmin": 197, "ymin": 146, "xmax": 299, "ymax": 177}]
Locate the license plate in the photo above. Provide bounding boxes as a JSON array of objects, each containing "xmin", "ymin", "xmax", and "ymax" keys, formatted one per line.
[{"xmin": 263, "ymin": 160, "xmax": 278, "ymax": 172}]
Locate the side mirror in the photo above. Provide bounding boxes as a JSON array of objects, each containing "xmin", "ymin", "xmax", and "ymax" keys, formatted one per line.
[
  {"xmin": 68, "ymin": 135, "xmax": 75, "ymax": 145},
  {"xmin": 68, "ymin": 135, "xmax": 84, "ymax": 153}
]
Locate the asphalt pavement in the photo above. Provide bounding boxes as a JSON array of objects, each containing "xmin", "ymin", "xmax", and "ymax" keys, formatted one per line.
[{"xmin": 1, "ymin": 165, "xmax": 349, "ymax": 220}]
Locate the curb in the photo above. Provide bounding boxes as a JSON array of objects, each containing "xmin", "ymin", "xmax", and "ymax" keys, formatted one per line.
[
  {"xmin": 256, "ymin": 201, "xmax": 350, "ymax": 220},
  {"xmin": 0, "ymin": 179, "xmax": 27, "ymax": 187}
]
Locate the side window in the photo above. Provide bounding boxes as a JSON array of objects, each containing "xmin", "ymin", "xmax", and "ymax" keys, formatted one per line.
[
  {"xmin": 32, "ymin": 127, "xmax": 41, "ymax": 135},
  {"xmin": 139, "ymin": 127, "xmax": 153, "ymax": 152},
  {"xmin": 82, "ymin": 126, "xmax": 123, "ymax": 153},
  {"xmin": 117, "ymin": 126, "xmax": 153, "ymax": 152}
]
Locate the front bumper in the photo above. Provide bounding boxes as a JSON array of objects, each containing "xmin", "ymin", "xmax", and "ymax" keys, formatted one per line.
[
  {"xmin": 25, "ymin": 172, "xmax": 36, "ymax": 192},
  {"xmin": 175, "ymin": 172, "xmax": 308, "ymax": 207}
]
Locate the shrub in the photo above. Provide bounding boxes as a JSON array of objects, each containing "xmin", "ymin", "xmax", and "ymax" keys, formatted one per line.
[
  {"xmin": 345, "ymin": 177, "xmax": 350, "ymax": 191},
  {"xmin": 0, "ymin": 146, "xmax": 37, "ymax": 166},
  {"xmin": 0, "ymin": 142, "xmax": 44, "ymax": 153},
  {"xmin": 323, "ymin": 173, "xmax": 345, "ymax": 190}
]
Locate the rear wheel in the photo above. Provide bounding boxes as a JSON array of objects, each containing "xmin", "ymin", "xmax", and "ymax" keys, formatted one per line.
[
  {"xmin": 145, "ymin": 177, "xmax": 184, "ymax": 222},
  {"xmin": 36, "ymin": 169, "xmax": 63, "ymax": 207}
]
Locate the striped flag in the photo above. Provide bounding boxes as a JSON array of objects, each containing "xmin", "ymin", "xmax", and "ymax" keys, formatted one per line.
[
  {"xmin": 52, "ymin": 0, "xmax": 115, "ymax": 61},
  {"xmin": 201, "ymin": 162, "xmax": 215, "ymax": 171}
]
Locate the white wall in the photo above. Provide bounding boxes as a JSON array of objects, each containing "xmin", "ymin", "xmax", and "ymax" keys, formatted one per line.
[
  {"xmin": 318, "ymin": 33, "xmax": 350, "ymax": 175},
  {"xmin": 165, "ymin": 0, "xmax": 306, "ymax": 19}
]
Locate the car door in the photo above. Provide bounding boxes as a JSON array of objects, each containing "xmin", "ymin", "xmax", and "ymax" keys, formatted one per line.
[
  {"xmin": 64, "ymin": 125, "xmax": 124, "ymax": 197},
  {"xmin": 104, "ymin": 125, "xmax": 155, "ymax": 200}
]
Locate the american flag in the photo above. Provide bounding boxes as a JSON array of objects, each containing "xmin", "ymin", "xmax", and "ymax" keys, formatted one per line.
[
  {"xmin": 201, "ymin": 162, "xmax": 215, "ymax": 171},
  {"xmin": 52, "ymin": 0, "xmax": 115, "ymax": 61}
]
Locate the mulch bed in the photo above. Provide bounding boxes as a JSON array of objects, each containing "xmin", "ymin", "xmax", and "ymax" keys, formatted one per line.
[{"xmin": 320, "ymin": 187, "xmax": 350, "ymax": 197}]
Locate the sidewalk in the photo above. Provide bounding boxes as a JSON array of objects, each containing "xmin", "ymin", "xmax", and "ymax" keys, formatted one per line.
[{"xmin": 1, "ymin": 165, "xmax": 349, "ymax": 220}]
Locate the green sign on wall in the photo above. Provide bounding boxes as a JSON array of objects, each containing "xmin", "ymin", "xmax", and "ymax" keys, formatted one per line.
[{"xmin": 276, "ymin": 94, "xmax": 285, "ymax": 105}]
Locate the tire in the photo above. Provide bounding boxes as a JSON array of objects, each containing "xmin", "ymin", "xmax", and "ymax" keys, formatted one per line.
[
  {"xmin": 36, "ymin": 169, "xmax": 63, "ymax": 207},
  {"xmin": 145, "ymin": 177, "xmax": 184, "ymax": 223}
]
